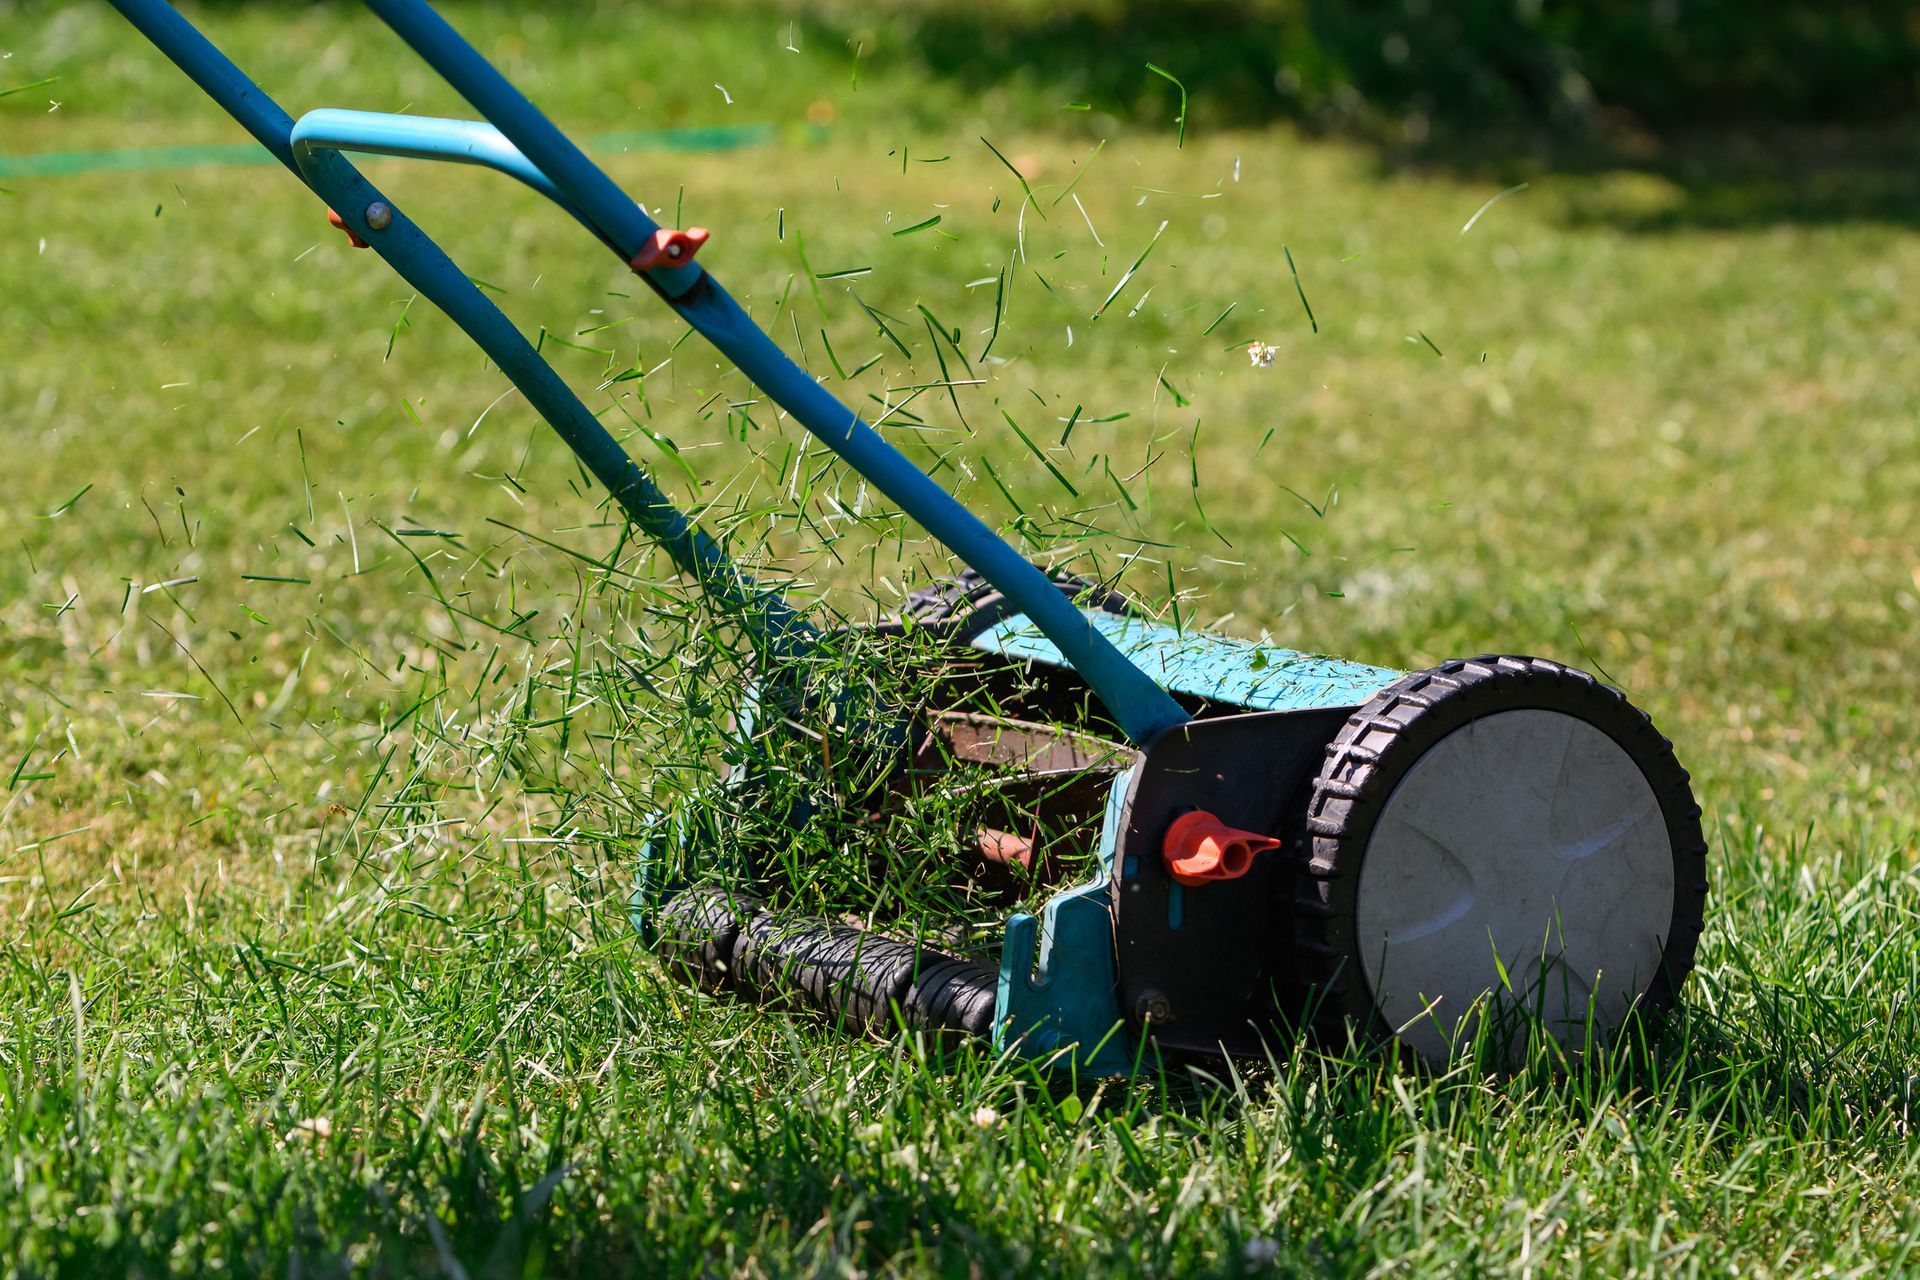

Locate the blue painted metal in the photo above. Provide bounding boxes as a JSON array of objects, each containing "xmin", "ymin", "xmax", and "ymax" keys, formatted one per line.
[
  {"xmin": 287, "ymin": 166, "xmax": 824, "ymax": 677},
  {"xmin": 107, "ymin": 0, "xmax": 1190, "ymax": 748},
  {"xmin": 105, "ymin": 0, "xmax": 820, "ymax": 678},
  {"xmin": 290, "ymin": 109, "xmax": 599, "ymax": 238},
  {"xmin": 995, "ymin": 769, "xmax": 1138, "ymax": 1076},
  {"xmin": 101, "ymin": 0, "xmax": 300, "ymax": 176},
  {"xmin": 361, "ymin": 0, "xmax": 703, "ymax": 293},
  {"xmin": 362, "ymin": 0, "xmax": 1192, "ymax": 749},
  {"xmin": 971, "ymin": 610, "xmax": 1406, "ymax": 714}
]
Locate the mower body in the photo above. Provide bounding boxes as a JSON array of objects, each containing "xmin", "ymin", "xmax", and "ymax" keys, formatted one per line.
[{"xmin": 963, "ymin": 607, "xmax": 1402, "ymax": 1071}]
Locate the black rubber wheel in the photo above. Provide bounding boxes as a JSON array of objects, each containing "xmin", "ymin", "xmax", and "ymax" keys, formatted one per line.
[
  {"xmin": 652, "ymin": 886, "xmax": 1002, "ymax": 1040},
  {"xmin": 730, "ymin": 913, "xmax": 926, "ymax": 1032},
  {"xmin": 654, "ymin": 887, "xmax": 762, "ymax": 991},
  {"xmin": 1295, "ymin": 655, "xmax": 1708, "ymax": 1062},
  {"xmin": 902, "ymin": 956, "xmax": 1000, "ymax": 1040}
]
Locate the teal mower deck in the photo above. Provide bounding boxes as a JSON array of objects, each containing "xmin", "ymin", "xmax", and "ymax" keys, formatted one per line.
[{"xmin": 104, "ymin": 0, "xmax": 1709, "ymax": 1071}]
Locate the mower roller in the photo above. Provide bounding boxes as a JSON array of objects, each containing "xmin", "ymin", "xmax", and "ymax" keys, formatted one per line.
[{"xmin": 108, "ymin": 0, "xmax": 1709, "ymax": 1071}]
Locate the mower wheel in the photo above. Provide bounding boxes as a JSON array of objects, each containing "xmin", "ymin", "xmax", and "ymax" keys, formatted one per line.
[{"xmin": 1295, "ymin": 655, "xmax": 1707, "ymax": 1063}]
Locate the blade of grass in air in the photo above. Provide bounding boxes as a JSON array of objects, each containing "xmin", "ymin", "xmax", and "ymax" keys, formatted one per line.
[
  {"xmin": 980, "ymin": 137, "xmax": 1046, "ymax": 220},
  {"xmin": 979, "ymin": 269, "xmax": 1006, "ymax": 362},
  {"xmin": 1461, "ymin": 182, "xmax": 1530, "ymax": 235},
  {"xmin": 850, "ymin": 291, "xmax": 914, "ymax": 361},
  {"xmin": 0, "ymin": 77, "xmax": 58, "ymax": 99},
  {"xmin": 893, "ymin": 214, "xmax": 942, "ymax": 237},
  {"xmin": 7, "ymin": 729, "xmax": 45, "ymax": 790},
  {"xmin": 1102, "ymin": 456, "xmax": 1139, "ymax": 510},
  {"xmin": 818, "ymin": 328, "xmax": 850, "ymax": 380},
  {"xmin": 1284, "ymin": 246, "xmax": 1317, "ymax": 333},
  {"xmin": 149, "ymin": 617, "xmax": 278, "ymax": 781},
  {"xmin": 978, "ymin": 455, "xmax": 1027, "ymax": 513},
  {"xmin": 376, "ymin": 520, "xmax": 467, "ymax": 646},
  {"xmin": 916, "ymin": 305, "xmax": 976, "ymax": 377},
  {"xmin": 919, "ymin": 315, "xmax": 968, "ymax": 428},
  {"xmin": 40, "ymin": 483, "xmax": 91, "ymax": 518},
  {"xmin": 1145, "ymin": 64, "xmax": 1188, "ymax": 147},
  {"xmin": 1002, "ymin": 410, "xmax": 1079, "ymax": 498},
  {"xmin": 1051, "ymin": 139, "xmax": 1106, "ymax": 208},
  {"xmin": 1188, "ymin": 419, "xmax": 1230, "ymax": 547},
  {"xmin": 1093, "ymin": 221, "xmax": 1168, "ymax": 319},
  {"xmin": 385, "ymin": 296, "xmax": 414, "ymax": 361},
  {"xmin": 793, "ymin": 229, "xmax": 829, "ymax": 316},
  {"xmin": 1568, "ymin": 619, "xmax": 1624, "ymax": 687},
  {"xmin": 1071, "ymin": 195, "xmax": 1105, "ymax": 247}
]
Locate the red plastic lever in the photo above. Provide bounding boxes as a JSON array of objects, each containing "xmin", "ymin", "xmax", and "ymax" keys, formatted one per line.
[
  {"xmin": 327, "ymin": 208, "xmax": 369, "ymax": 249},
  {"xmin": 629, "ymin": 226, "xmax": 710, "ymax": 272},
  {"xmin": 1162, "ymin": 810, "xmax": 1282, "ymax": 887}
]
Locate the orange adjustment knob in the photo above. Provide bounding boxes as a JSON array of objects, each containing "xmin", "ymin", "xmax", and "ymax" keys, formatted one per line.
[
  {"xmin": 1162, "ymin": 810, "xmax": 1282, "ymax": 886},
  {"xmin": 326, "ymin": 208, "xmax": 369, "ymax": 249},
  {"xmin": 629, "ymin": 226, "xmax": 710, "ymax": 271}
]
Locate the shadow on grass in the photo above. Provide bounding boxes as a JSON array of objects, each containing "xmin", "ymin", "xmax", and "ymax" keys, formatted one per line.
[
  {"xmin": 1374, "ymin": 123, "xmax": 1920, "ymax": 232},
  {"xmin": 144, "ymin": 0, "xmax": 1920, "ymax": 231},
  {"xmin": 875, "ymin": 0, "xmax": 1920, "ymax": 232}
]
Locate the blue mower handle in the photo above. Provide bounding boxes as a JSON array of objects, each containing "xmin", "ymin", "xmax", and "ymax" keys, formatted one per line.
[
  {"xmin": 289, "ymin": 109, "xmax": 596, "ymax": 238},
  {"xmin": 105, "ymin": 0, "xmax": 1193, "ymax": 747}
]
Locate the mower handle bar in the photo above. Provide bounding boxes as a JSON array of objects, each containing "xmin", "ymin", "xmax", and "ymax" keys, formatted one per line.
[
  {"xmin": 105, "ymin": 0, "xmax": 1194, "ymax": 747},
  {"xmin": 290, "ymin": 109, "xmax": 595, "ymax": 238}
]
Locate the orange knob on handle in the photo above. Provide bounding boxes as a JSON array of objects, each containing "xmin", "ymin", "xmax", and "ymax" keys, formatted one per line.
[
  {"xmin": 1162, "ymin": 810, "xmax": 1282, "ymax": 886},
  {"xmin": 327, "ymin": 207, "xmax": 369, "ymax": 249},
  {"xmin": 629, "ymin": 226, "xmax": 710, "ymax": 271}
]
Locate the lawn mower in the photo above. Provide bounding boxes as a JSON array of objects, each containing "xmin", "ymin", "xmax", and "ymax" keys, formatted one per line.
[{"xmin": 107, "ymin": 0, "xmax": 1708, "ymax": 1071}]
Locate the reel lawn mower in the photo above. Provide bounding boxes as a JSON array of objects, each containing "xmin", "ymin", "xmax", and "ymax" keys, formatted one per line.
[{"xmin": 108, "ymin": 0, "xmax": 1709, "ymax": 1072}]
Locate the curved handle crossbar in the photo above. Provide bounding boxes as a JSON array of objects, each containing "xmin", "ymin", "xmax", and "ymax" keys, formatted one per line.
[
  {"xmin": 290, "ymin": 109, "xmax": 597, "ymax": 239},
  {"xmin": 105, "ymin": 0, "xmax": 1194, "ymax": 748},
  {"xmin": 107, "ymin": 0, "xmax": 820, "ymax": 680}
]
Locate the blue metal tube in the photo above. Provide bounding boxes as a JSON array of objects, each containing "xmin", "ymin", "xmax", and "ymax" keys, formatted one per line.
[
  {"xmin": 676, "ymin": 275, "xmax": 1194, "ymax": 744},
  {"xmin": 366, "ymin": 0, "xmax": 1194, "ymax": 745},
  {"xmin": 360, "ymin": 0, "xmax": 708, "ymax": 296},
  {"xmin": 104, "ymin": 0, "xmax": 821, "ymax": 674},
  {"xmin": 290, "ymin": 109, "xmax": 603, "ymax": 240},
  {"xmin": 100, "ymin": 0, "xmax": 300, "ymax": 176},
  {"xmin": 297, "ymin": 151, "xmax": 822, "ymax": 668}
]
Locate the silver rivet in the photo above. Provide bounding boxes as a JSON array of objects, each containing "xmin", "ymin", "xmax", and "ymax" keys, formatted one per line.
[
  {"xmin": 364, "ymin": 201, "xmax": 393, "ymax": 232},
  {"xmin": 1134, "ymin": 990, "xmax": 1172, "ymax": 1025}
]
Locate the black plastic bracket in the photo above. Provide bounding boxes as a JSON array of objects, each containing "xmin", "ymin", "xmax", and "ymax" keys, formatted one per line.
[{"xmin": 1112, "ymin": 707, "xmax": 1353, "ymax": 1056}]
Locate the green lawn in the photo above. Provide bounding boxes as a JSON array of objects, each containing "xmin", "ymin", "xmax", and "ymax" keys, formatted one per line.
[{"xmin": 4, "ymin": 2, "xmax": 1920, "ymax": 1274}]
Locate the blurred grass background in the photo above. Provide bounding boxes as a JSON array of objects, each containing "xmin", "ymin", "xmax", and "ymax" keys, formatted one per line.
[{"xmin": 2, "ymin": 1, "xmax": 1919, "ymax": 1274}]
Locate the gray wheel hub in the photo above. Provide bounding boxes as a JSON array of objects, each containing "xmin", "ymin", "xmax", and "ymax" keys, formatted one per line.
[{"xmin": 1354, "ymin": 709, "xmax": 1676, "ymax": 1061}]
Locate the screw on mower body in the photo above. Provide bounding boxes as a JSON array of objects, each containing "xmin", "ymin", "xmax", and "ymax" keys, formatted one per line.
[{"xmin": 109, "ymin": 0, "xmax": 1710, "ymax": 1077}]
